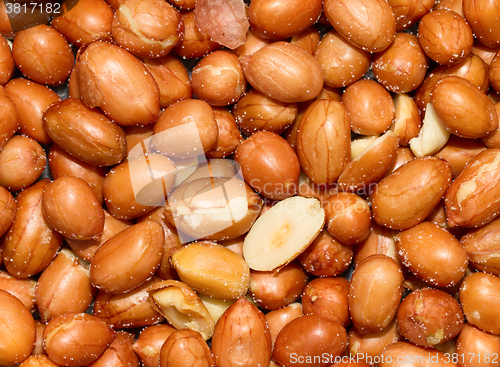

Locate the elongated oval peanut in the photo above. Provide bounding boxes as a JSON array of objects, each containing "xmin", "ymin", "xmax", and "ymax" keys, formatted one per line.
[
  {"xmin": 90, "ymin": 221, "xmax": 164, "ymax": 294},
  {"xmin": 296, "ymin": 99, "xmax": 350, "ymax": 186},
  {"xmin": 431, "ymin": 76, "xmax": 498, "ymax": 138},
  {"xmin": 371, "ymin": 157, "xmax": 452, "ymax": 230},
  {"xmin": 323, "ymin": 0, "xmax": 396, "ymax": 52},
  {"xmin": 42, "ymin": 98, "xmax": 127, "ymax": 166},
  {"xmin": 2, "ymin": 180, "xmax": 62, "ymax": 278},
  {"xmin": 42, "ymin": 176, "xmax": 105, "ymax": 241},
  {"xmin": 396, "ymin": 222, "xmax": 468, "ymax": 287},
  {"xmin": 77, "ymin": 41, "xmax": 160, "ymax": 126},
  {"xmin": 240, "ymin": 42, "xmax": 324, "ymax": 103},
  {"xmin": 349, "ymin": 255, "xmax": 404, "ymax": 333},
  {"xmin": 212, "ymin": 297, "xmax": 272, "ymax": 367}
]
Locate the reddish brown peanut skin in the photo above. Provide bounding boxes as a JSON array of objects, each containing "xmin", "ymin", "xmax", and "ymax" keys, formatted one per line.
[
  {"xmin": 133, "ymin": 325, "xmax": 176, "ymax": 367},
  {"xmin": 353, "ymin": 223, "xmax": 399, "ymax": 267},
  {"xmin": 396, "ymin": 222, "xmax": 468, "ymax": 287},
  {"xmin": 90, "ymin": 221, "xmax": 164, "ymax": 294},
  {"xmin": 298, "ymin": 230, "xmax": 353, "ymax": 277},
  {"xmin": 32, "ymin": 321, "xmax": 46, "ymax": 355},
  {"xmin": 248, "ymin": 0, "xmax": 323, "ymax": 39},
  {"xmin": 173, "ymin": 11, "xmax": 222, "ymax": 59},
  {"xmin": 0, "ymin": 35, "xmax": 13, "ymax": 85},
  {"xmin": 348, "ymin": 319, "xmax": 401, "ymax": 362},
  {"xmin": 42, "ymin": 98, "xmax": 127, "ymax": 167},
  {"xmin": 51, "ymin": 0, "xmax": 113, "ymax": 47},
  {"xmin": 431, "ymin": 76, "xmax": 498, "ymax": 138},
  {"xmin": 66, "ymin": 209, "xmax": 132, "ymax": 262},
  {"xmin": 4, "ymin": 78, "xmax": 60, "ymax": 144},
  {"xmin": 0, "ymin": 135, "xmax": 47, "ymax": 191},
  {"xmin": 342, "ymin": 79, "xmax": 395, "ymax": 135},
  {"xmin": 337, "ymin": 132, "xmax": 399, "ymax": 192},
  {"xmin": 456, "ymin": 324, "xmax": 500, "ymax": 367},
  {"xmin": 371, "ymin": 157, "xmax": 452, "ymax": 230},
  {"xmin": 42, "ymin": 177, "xmax": 105, "ymax": 241},
  {"xmin": 0, "ymin": 85, "xmax": 20, "ymax": 150},
  {"xmin": 212, "ymin": 297, "xmax": 271, "ymax": 367},
  {"xmin": 461, "ymin": 217, "xmax": 500, "ymax": 275},
  {"xmin": 102, "ymin": 154, "xmax": 176, "ymax": 219},
  {"xmin": 291, "ymin": 25, "xmax": 321, "ymax": 55},
  {"xmin": 48, "ymin": 144, "xmax": 107, "ymax": 205},
  {"xmin": 141, "ymin": 55, "xmax": 193, "ymax": 109},
  {"xmin": 0, "ymin": 270, "xmax": 36, "ymax": 311},
  {"xmin": 240, "ymin": 42, "xmax": 324, "ymax": 103},
  {"xmin": 235, "ymin": 131, "xmax": 300, "ymax": 200},
  {"xmin": 0, "ymin": 186, "xmax": 15, "ymax": 237},
  {"xmin": 372, "ymin": 32, "xmax": 429, "ymax": 93},
  {"xmin": 379, "ymin": 342, "xmax": 458, "ymax": 367},
  {"xmin": 463, "ymin": 0, "xmax": 500, "ymax": 48},
  {"xmin": 18, "ymin": 355, "xmax": 61, "ymax": 367},
  {"xmin": 415, "ymin": 54, "xmax": 490, "ymax": 113},
  {"xmin": 273, "ymin": 314, "xmax": 347, "ymax": 367},
  {"xmin": 397, "ymin": 288, "xmax": 464, "ymax": 347},
  {"xmin": 266, "ymin": 303, "xmax": 303, "ymax": 347},
  {"xmin": 77, "ymin": 41, "xmax": 160, "ymax": 126},
  {"xmin": 323, "ymin": 0, "xmax": 396, "ymax": 52},
  {"xmin": 418, "ymin": 9, "xmax": 474, "ymax": 66},
  {"xmin": 445, "ymin": 149, "xmax": 500, "ymax": 227},
  {"xmin": 152, "ymin": 99, "xmax": 218, "ymax": 157},
  {"xmin": 324, "ymin": 193, "xmax": 372, "ymax": 245},
  {"xmin": 249, "ymin": 261, "xmax": 308, "ymax": 310},
  {"xmin": 232, "ymin": 89, "xmax": 298, "ymax": 135},
  {"xmin": 159, "ymin": 329, "xmax": 214, "ymax": 367},
  {"xmin": 315, "ymin": 29, "xmax": 371, "ymax": 89},
  {"xmin": 459, "ymin": 272, "xmax": 500, "ymax": 335},
  {"xmin": 302, "ymin": 277, "xmax": 350, "ymax": 327},
  {"xmin": 388, "ymin": 0, "xmax": 435, "ymax": 31},
  {"xmin": 2, "ymin": 180, "xmax": 62, "ymax": 278},
  {"xmin": 35, "ymin": 249, "xmax": 95, "ymax": 323},
  {"xmin": 0, "ymin": 290, "xmax": 36, "ymax": 366},
  {"xmin": 349, "ymin": 255, "xmax": 404, "ymax": 333},
  {"xmin": 191, "ymin": 50, "xmax": 246, "ymax": 107},
  {"xmin": 87, "ymin": 331, "xmax": 140, "ymax": 367},
  {"xmin": 296, "ymin": 99, "xmax": 351, "ymax": 186},
  {"xmin": 434, "ymin": 135, "xmax": 488, "ymax": 178},
  {"xmin": 206, "ymin": 107, "xmax": 243, "ymax": 158},
  {"xmin": 43, "ymin": 313, "xmax": 116, "ymax": 367},
  {"xmin": 93, "ymin": 278, "xmax": 164, "ymax": 329},
  {"xmin": 12, "ymin": 25, "xmax": 74, "ymax": 85}
]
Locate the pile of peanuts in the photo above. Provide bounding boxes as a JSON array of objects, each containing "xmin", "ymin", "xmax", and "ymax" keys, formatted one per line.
[{"xmin": 2, "ymin": 0, "xmax": 500, "ymax": 366}]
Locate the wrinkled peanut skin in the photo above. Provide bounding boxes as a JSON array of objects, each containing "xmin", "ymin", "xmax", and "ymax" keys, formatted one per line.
[
  {"xmin": 77, "ymin": 41, "xmax": 160, "ymax": 126},
  {"xmin": 371, "ymin": 157, "xmax": 452, "ymax": 230},
  {"xmin": 212, "ymin": 297, "xmax": 272, "ymax": 367},
  {"xmin": 323, "ymin": 0, "xmax": 396, "ymax": 52},
  {"xmin": 90, "ymin": 221, "xmax": 164, "ymax": 294},
  {"xmin": 160, "ymin": 329, "xmax": 215, "ymax": 367},
  {"xmin": 296, "ymin": 100, "xmax": 351, "ymax": 186},
  {"xmin": 2, "ymin": 180, "xmax": 62, "ymax": 278},
  {"xmin": 240, "ymin": 42, "xmax": 324, "ymax": 103}
]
